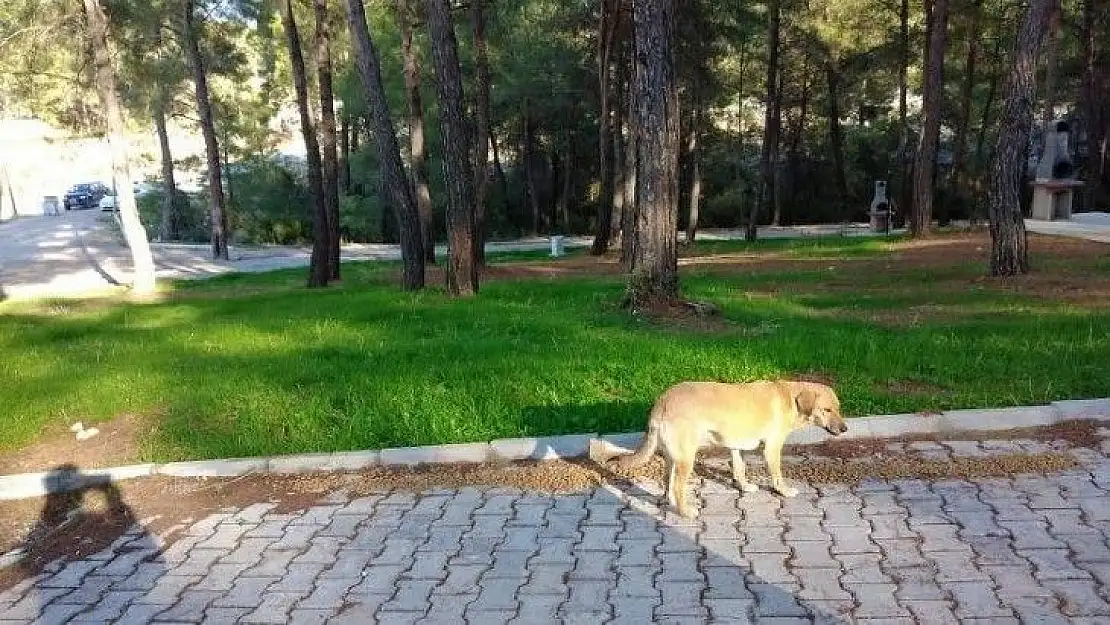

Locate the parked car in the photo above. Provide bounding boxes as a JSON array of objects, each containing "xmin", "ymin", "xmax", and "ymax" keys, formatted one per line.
[
  {"xmin": 64, "ymin": 182, "xmax": 110, "ymax": 210},
  {"xmin": 96, "ymin": 181, "xmax": 162, "ymax": 211}
]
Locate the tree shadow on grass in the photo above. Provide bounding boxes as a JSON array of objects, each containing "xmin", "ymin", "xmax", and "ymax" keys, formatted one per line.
[{"xmin": 2, "ymin": 278, "xmax": 1109, "ymax": 465}]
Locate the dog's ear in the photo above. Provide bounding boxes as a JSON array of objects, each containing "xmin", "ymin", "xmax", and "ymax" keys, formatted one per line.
[{"xmin": 795, "ymin": 387, "xmax": 817, "ymax": 417}]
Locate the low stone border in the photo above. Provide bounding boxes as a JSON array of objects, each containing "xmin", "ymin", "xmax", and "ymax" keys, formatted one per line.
[{"xmin": 2, "ymin": 398, "xmax": 1108, "ymax": 501}]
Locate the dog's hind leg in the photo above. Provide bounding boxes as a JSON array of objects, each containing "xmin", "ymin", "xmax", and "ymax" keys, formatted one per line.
[
  {"xmin": 730, "ymin": 449, "xmax": 759, "ymax": 494},
  {"xmin": 672, "ymin": 459, "xmax": 697, "ymax": 518},
  {"xmin": 663, "ymin": 456, "xmax": 677, "ymax": 509}
]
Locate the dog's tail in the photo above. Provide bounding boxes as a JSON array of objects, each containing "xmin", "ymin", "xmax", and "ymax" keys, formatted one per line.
[{"xmin": 614, "ymin": 421, "xmax": 660, "ymax": 470}]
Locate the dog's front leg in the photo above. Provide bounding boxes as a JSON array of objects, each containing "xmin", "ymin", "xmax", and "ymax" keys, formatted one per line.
[
  {"xmin": 730, "ymin": 449, "xmax": 759, "ymax": 493},
  {"xmin": 763, "ymin": 439, "xmax": 798, "ymax": 498}
]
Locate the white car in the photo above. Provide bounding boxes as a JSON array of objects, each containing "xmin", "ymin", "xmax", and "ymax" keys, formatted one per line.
[{"xmin": 99, "ymin": 182, "xmax": 159, "ymax": 211}]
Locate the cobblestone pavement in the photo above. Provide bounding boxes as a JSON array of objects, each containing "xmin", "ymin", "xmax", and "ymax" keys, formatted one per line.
[{"xmin": 3, "ymin": 437, "xmax": 1110, "ymax": 624}]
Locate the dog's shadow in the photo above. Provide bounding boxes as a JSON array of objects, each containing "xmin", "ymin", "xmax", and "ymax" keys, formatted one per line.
[{"xmin": 581, "ymin": 454, "xmax": 850, "ymax": 623}]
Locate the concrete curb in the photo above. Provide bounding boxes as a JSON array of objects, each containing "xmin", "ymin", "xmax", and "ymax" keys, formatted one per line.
[{"xmin": 2, "ymin": 398, "xmax": 1108, "ymax": 501}]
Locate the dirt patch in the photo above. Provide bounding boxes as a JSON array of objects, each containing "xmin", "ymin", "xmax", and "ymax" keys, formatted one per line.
[
  {"xmin": 795, "ymin": 418, "xmax": 1102, "ymax": 460},
  {"xmin": 875, "ymin": 378, "xmax": 950, "ymax": 396},
  {"xmin": 421, "ymin": 254, "xmax": 623, "ymax": 285},
  {"xmin": 0, "ymin": 413, "xmax": 152, "ymax": 475},
  {"xmin": 630, "ymin": 299, "xmax": 732, "ymax": 333},
  {"xmin": 791, "ymin": 371, "xmax": 838, "ymax": 387},
  {"xmin": 411, "ymin": 232, "xmax": 1110, "ymax": 315}
]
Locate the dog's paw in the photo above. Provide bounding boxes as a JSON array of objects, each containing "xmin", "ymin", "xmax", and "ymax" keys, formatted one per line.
[
  {"xmin": 677, "ymin": 506, "xmax": 699, "ymax": 520},
  {"xmin": 737, "ymin": 481, "xmax": 759, "ymax": 493},
  {"xmin": 774, "ymin": 485, "xmax": 799, "ymax": 498}
]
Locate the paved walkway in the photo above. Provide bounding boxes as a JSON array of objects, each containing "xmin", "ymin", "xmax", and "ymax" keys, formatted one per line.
[
  {"xmin": 3, "ymin": 434, "xmax": 1110, "ymax": 624},
  {"xmin": 1025, "ymin": 212, "xmax": 1110, "ymax": 244},
  {"xmin": 0, "ymin": 210, "xmax": 898, "ymax": 300}
]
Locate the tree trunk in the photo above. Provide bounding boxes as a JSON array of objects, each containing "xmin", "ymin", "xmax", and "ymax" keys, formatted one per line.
[
  {"xmin": 988, "ymin": 0, "xmax": 1059, "ymax": 276},
  {"xmin": 559, "ymin": 132, "xmax": 574, "ymax": 232},
  {"xmin": 1081, "ymin": 0, "xmax": 1108, "ymax": 209},
  {"xmin": 154, "ymin": 102, "xmax": 179, "ymax": 242},
  {"xmin": 609, "ymin": 53, "xmax": 626, "ymax": 251},
  {"xmin": 490, "ymin": 129, "xmax": 511, "ymax": 213},
  {"xmin": 221, "ymin": 130, "xmax": 233, "ymax": 209},
  {"xmin": 975, "ymin": 31, "xmax": 1007, "ymax": 173},
  {"xmin": 395, "ymin": 0, "xmax": 436, "ymax": 264},
  {"xmin": 591, "ymin": 0, "xmax": 619, "ymax": 254},
  {"xmin": 83, "ymin": 0, "xmax": 156, "ymax": 296},
  {"xmin": 686, "ymin": 103, "xmax": 701, "ymax": 244},
  {"xmin": 788, "ymin": 54, "xmax": 810, "ymax": 224},
  {"xmin": 897, "ymin": 0, "xmax": 910, "ymax": 227},
  {"xmin": 523, "ymin": 101, "xmax": 542, "ymax": 235},
  {"xmin": 1040, "ymin": 6, "xmax": 1061, "ymax": 134},
  {"xmin": 950, "ymin": 0, "xmax": 982, "ymax": 223},
  {"xmin": 281, "ymin": 0, "xmax": 330, "ymax": 288},
  {"xmin": 826, "ymin": 65, "xmax": 849, "ymax": 204},
  {"xmin": 183, "ymin": 0, "xmax": 229, "ymax": 260},
  {"xmin": 910, "ymin": 0, "xmax": 949, "ymax": 237},
  {"xmin": 750, "ymin": 0, "xmax": 781, "ymax": 240},
  {"xmin": 620, "ymin": 42, "xmax": 639, "ymax": 272},
  {"xmin": 625, "ymin": 0, "xmax": 679, "ymax": 310},
  {"xmin": 424, "ymin": 0, "xmax": 478, "ymax": 296},
  {"xmin": 339, "ymin": 112, "xmax": 351, "ymax": 195},
  {"xmin": 471, "ymin": 0, "xmax": 492, "ymax": 265},
  {"xmin": 345, "ymin": 0, "xmax": 426, "ymax": 289},
  {"xmin": 314, "ymin": 0, "xmax": 342, "ymax": 281}
]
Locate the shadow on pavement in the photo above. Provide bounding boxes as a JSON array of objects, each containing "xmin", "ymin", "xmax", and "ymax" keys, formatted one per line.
[{"xmin": 0, "ymin": 464, "xmax": 166, "ymax": 622}]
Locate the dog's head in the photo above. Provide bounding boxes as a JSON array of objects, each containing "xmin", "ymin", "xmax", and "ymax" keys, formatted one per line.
[{"xmin": 794, "ymin": 382, "xmax": 847, "ymax": 435}]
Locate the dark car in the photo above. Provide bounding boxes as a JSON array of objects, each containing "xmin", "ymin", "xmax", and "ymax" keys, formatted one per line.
[{"xmin": 64, "ymin": 182, "xmax": 110, "ymax": 210}]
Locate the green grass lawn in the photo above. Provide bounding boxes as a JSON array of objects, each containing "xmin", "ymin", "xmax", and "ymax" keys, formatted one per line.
[{"xmin": 2, "ymin": 234, "xmax": 1108, "ymax": 464}]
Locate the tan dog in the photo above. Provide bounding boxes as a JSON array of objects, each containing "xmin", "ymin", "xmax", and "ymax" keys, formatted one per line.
[{"xmin": 610, "ymin": 380, "xmax": 847, "ymax": 518}]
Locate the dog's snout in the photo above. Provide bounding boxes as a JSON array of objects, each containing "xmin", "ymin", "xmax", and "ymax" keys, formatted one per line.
[{"xmin": 838, "ymin": 422, "xmax": 848, "ymax": 434}]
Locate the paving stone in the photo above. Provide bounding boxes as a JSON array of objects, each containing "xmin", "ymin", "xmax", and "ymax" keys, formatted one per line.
[
  {"xmin": 900, "ymin": 599, "xmax": 959, "ymax": 625},
  {"xmin": 114, "ymin": 602, "xmax": 171, "ymax": 625},
  {"xmin": 790, "ymin": 540, "xmax": 839, "ymax": 568},
  {"xmin": 240, "ymin": 591, "xmax": 307, "ymax": 624},
  {"xmin": 846, "ymin": 583, "xmax": 911, "ymax": 618},
  {"xmin": 51, "ymin": 572, "xmax": 116, "ymax": 604},
  {"xmin": 1020, "ymin": 548, "xmax": 1092, "ymax": 581},
  {"xmin": 1005, "ymin": 595, "xmax": 1073, "ymax": 625},
  {"xmin": 915, "ymin": 524, "xmax": 971, "ymax": 553},
  {"xmin": 470, "ymin": 577, "xmax": 526, "ymax": 611},
  {"xmin": 655, "ymin": 581, "xmax": 708, "ymax": 617},
  {"xmin": 155, "ymin": 589, "xmax": 224, "ymax": 621},
  {"xmin": 1042, "ymin": 579, "xmax": 1110, "ymax": 616},
  {"xmin": 212, "ymin": 576, "xmax": 278, "ymax": 608},
  {"xmin": 133, "ymin": 574, "xmax": 201, "ymax": 606},
  {"xmin": 891, "ymin": 566, "xmax": 949, "ymax": 601},
  {"xmin": 929, "ymin": 550, "xmax": 992, "ymax": 583},
  {"xmin": 748, "ymin": 552, "xmax": 795, "ymax": 584},
  {"xmin": 943, "ymin": 581, "xmax": 1014, "ymax": 619},
  {"xmin": 837, "ymin": 552, "xmax": 889, "ymax": 584},
  {"xmin": 295, "ymin": 578, "xmax": 358, "ymax": 610},
  {"xmin": 750, "ymin": 582, "xmax": 808, "ymax": 617},
  {"xmin": 382, "ymin": 579, "xmax": 439, "ymax": 613},
  {"xmin": 70, "ymin": 589, "xmax": 143, "ymax": 622},
  {"xmin": 39, "ymin": 559, "xmax": 101, "ymax": 588},
  {"xmin": 1002, "ymin": 520, "xmax": 1068, "ymax": 549},
  {"xmin": 31, "ymin": 601, "xmax": 90, "ymax": 624},
  {"xmin": 794, "ymin": 568, "xmax": 851, "ymax": 601}
]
